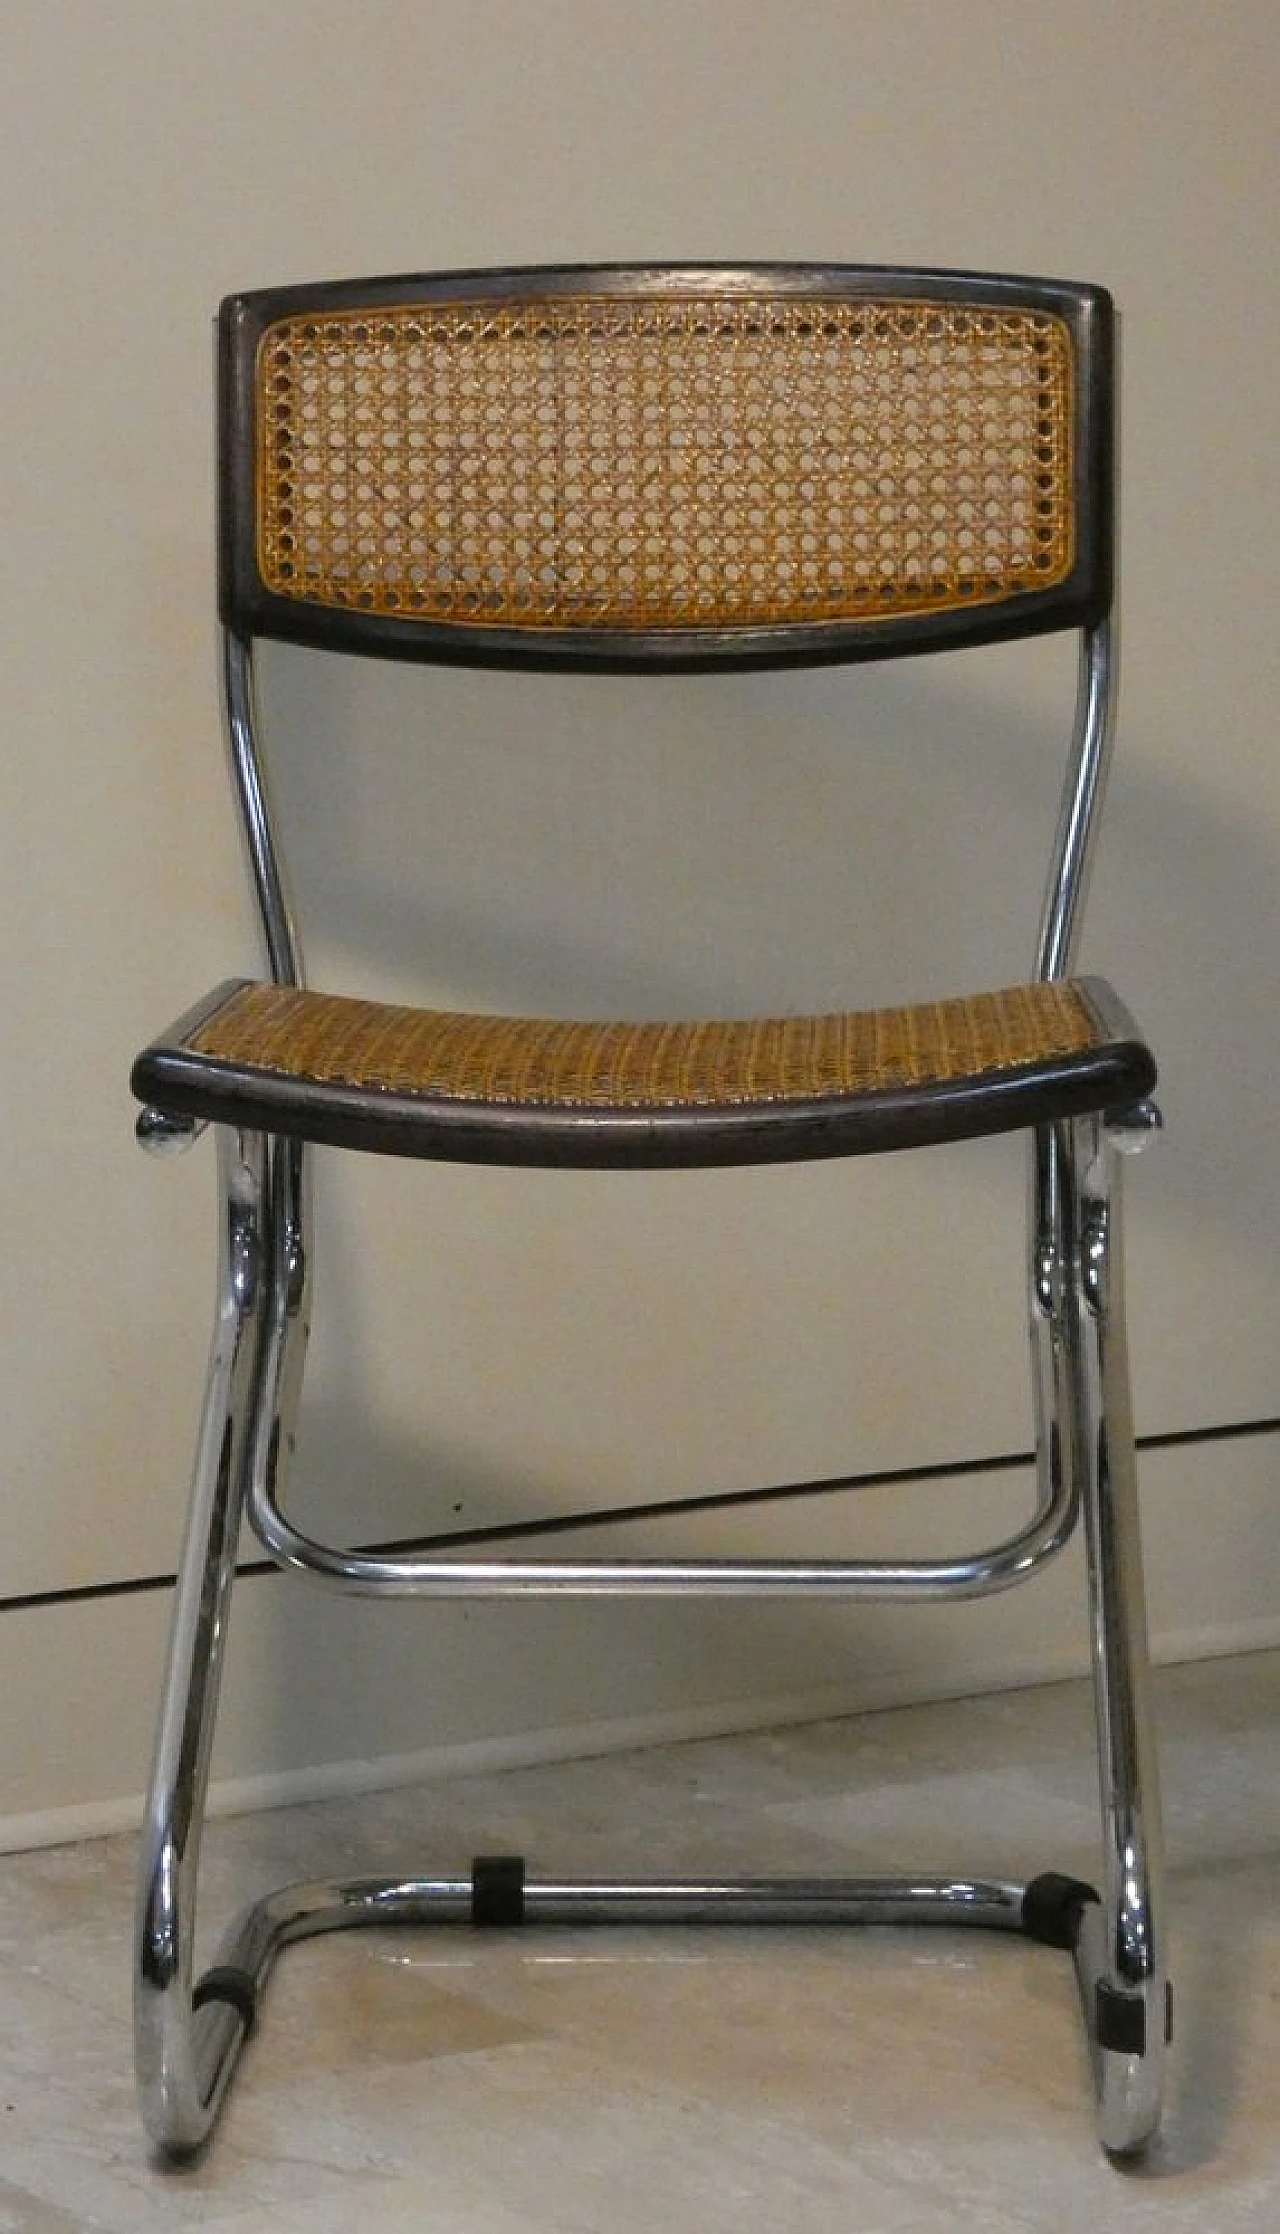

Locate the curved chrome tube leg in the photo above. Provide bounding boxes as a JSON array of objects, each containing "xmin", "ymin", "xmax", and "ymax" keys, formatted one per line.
[
  {"xmin": 1068, "ymin": 1114, "xmax": 1168, "ymax": 2156},
  {"xmin": 134, "ymin": 1127, "xmax": 272, "ymax": 2157}
]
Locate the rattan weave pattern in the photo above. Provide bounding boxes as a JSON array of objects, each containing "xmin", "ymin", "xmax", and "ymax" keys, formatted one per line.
[
  {"xmin": 255, "ymin": 294, "xmax": 1075, "ymax": 631},
  {"xmin": 187, "ymin": 981, "xmax": 1101, "ymax": 1111}
]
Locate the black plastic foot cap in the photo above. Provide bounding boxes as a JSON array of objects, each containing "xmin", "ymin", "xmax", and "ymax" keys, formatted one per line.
[{"xmin": 1021, "ymin": 1872, "xmax": 1101, "ymax": 1951}]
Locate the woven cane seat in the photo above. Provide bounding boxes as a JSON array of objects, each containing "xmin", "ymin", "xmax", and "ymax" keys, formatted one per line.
[{"xmin": 132, "ymin": 976, "xmax": 1154, "ymax": 1170}]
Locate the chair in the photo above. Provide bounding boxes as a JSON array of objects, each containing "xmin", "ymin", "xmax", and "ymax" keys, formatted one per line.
[{"xmin": 131, "ymin": 263, "xmax": 1169, "ymax": 2159}]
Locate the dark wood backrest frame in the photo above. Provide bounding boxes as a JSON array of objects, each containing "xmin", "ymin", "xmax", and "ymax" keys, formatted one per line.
[{"xmin": 218, "ymin": 263, "xmax": 1114, "ymax": 673}]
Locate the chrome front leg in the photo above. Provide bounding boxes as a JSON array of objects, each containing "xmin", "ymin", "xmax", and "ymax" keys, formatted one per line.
[
  {"xmin": 134, "ymin": 1127, "xmax": 271, "ymax": 2156},
  {"xmin": 1068, "ymin": 1112, "xmax": 1169, "ymax": 2155}
]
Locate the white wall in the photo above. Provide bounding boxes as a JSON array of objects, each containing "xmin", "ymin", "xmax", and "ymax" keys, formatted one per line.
[{"xmin": 2, "ymin": 1, "xmax": 1277, "ymax": 1843}]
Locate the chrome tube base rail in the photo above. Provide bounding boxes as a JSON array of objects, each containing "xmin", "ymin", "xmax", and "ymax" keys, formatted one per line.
[
  {"xmin": 135, "ymin": 1114, "xmax": 1169, "ymax": 2160},
  {"xmin": 151, "ymin": 1862, "xmax": 1132, "ymax": 2163},
  {"xmin": 211, "ymin": 1870, "xmax": 1032, "ymax": 2010}
]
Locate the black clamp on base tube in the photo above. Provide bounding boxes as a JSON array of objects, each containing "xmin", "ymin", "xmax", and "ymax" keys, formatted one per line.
[
  {"xmin": 471, "ymin": 1855, "xmax": 526, "ymax": 1928},
  {"xmin": 1096, "ymin": 1981, "xmax": 1147, "ymax": 2055},
  {"xmin": 1095, "ymin": 1978, "xmax": 1174, "ymax": 2056}
]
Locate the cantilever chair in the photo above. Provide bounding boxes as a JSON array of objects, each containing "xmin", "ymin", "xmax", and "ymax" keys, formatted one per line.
[{"xmin": 131, "ymin": 264, "xmax": 1169, "ymax": 2160}]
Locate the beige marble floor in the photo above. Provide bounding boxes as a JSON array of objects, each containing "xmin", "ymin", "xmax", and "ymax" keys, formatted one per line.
[{"xmin": 0, "ymin": 1651, "xmax": 1276, "ymax": 2231}]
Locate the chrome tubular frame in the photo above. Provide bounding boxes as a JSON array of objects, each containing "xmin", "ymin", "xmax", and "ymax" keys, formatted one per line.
[
  {"xmin": 135, "ymin": 620, "xmax": 1168, "ymax": 2158},
  {"xmin": 243, "ymin": 1140, "xmax": 1080, "ymax": 1587},
  {"xmin": 231, "ymin": 620, "xmax": 1120, "ymax": 1603},
  {"xmin": 135, "ymin": 1126, "xmax": 270, "ymax": 2151},
  {"xmin": 192, "ymin": 1873, "xmax": 1031, "ymax": 2041},
  {"xmin": 219, "ymin": 613, "xmax": 1083, "ymax": 1597},
  {"xmin": 1067, "ymin": 1110, "xmax": 1167, "ymax": 2152}
]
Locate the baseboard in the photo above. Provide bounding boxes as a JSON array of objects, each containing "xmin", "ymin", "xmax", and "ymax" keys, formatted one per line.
[{"xmin": 0, "ymin": 1654, "xmax": 1079, "ymax": 1857}]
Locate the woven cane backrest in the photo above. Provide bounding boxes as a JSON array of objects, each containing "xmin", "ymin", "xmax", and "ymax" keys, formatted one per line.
[{"xmin": 220, "ymin": 267, "xmax": 1113, "ymax": 666}]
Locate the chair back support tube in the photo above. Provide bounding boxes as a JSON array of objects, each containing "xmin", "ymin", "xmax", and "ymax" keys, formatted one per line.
[
  {"xmin": 221, "ymin": 630, "xmax": 303, "ymax": 988},
  {"xmin": 1035, "ymin": 617, "xmax": 1119, "ymax": 982}
]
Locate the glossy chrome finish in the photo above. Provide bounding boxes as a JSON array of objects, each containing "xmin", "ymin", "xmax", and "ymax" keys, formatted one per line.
[
  {"xmin": 246, "ymin": 1480, "xmax": 1079, "ymax": 1601},
  {"xmin": 132, "ymin": 1107, "xmax": 1162, "ymax": 2162},
  {"xmin": 136, "ymin": 1106, "xmax": 208, "ymax": 1156},
  {"xmin": 135, "ymin": 615, "xmax": 1168, "ymax": 2160},
  {"xmin": 1030, "ymin": 608, "xmax": 1169, "ymax": 2149},
  {"xmin": 1105, "ymin": 1098, "xmax": 1163, "ymax": 1155},
  {"xmin": 212, "ymin": 1872, "xmax": 1028, "ymax": 2012},
  {"xmin": 1036, "ymin": 618, "xmax": 1118, "ymax": 982},
  {"xmin": 135, "ymin": 1126, "xmax": 269, "ymax": 2154},
  {"xmin": 1066, "ymin": 1112, "xmax": 1167, "ymax": 2154},
  {"xmin": 242, "ymin": 1113, "xmax": 1078, "ymax": 1603},
  {"xmin": 222, "ymin": 630, "xmax": 303, "ymax": 988},
  {"xmin": 142, "ymin": 1848, "xmax": 1033, "ymax": 2162},
  {"xmin": 245, "ymin": 1270, "xmax": 1077, "ymax": 1598}
]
